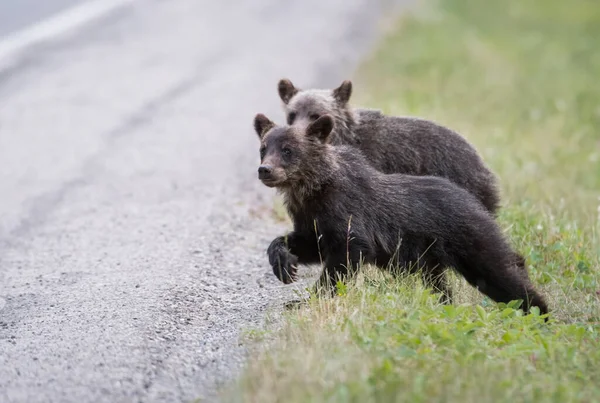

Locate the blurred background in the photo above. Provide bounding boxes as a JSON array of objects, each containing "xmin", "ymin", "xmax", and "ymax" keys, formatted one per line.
[{"xmin": 0, "ymin": 0, "xmax": 85, "ymax": 36}]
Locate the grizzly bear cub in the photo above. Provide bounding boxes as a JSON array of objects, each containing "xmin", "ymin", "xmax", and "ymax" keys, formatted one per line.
[
  {"xmin": 253, "ymin": 113, "xmax": 548, "ymax": 316},
  {"xmin": 277, "ymin": 78, "xmax": 501, "ymax": 215}
]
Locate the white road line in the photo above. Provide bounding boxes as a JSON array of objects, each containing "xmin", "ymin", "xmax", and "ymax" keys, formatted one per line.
[{"xmin": 0, "ymin": 0, "xmax": 136, "ymax": 71}]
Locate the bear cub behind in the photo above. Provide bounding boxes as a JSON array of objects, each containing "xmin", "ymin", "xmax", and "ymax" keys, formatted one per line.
[
  {"xmin": 254, "ymin": 113, "xmax": 548, "ymax": 316},
  {"xmin": 277, "ymin": 78, "xmax": 501, "ymax": 215}
]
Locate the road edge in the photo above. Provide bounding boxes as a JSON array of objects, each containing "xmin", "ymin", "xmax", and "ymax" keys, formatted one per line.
[{"xmin": 0, "ymin": 0, "xmax": 136, "ymax": 74}]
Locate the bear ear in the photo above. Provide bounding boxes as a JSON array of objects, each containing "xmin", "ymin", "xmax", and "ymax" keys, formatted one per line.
[
  {"xmin": 306, "ymin": 115, "xmax": 334, "ymax": 142},
  {"xmin": 278, "ymin": 79, "xmax": 299, "ymax": 104},
  {"xmin": 332, "ymin": 80, "xmax": 352, "ymax": 104},
  {"xmin": 254, "ymin": 113, "xmax": 275, "ymax": 139}
]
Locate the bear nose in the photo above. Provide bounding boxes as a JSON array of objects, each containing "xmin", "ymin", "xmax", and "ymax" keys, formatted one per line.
[{"xmin": 258, "ymin": 165, "xmax": 273, "ymax": 180}]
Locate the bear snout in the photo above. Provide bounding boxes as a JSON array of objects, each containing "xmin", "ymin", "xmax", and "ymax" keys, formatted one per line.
[{"xmin": 258, "ymin": 165, "xmax": 274, "ymax": 180}]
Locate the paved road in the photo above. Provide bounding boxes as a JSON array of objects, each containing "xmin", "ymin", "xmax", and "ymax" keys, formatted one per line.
[
  {"xmin": 0, "ymin": 0, "xmax": 88, "ymax": 37},
  {"xmin": 0, "ymin": 1, "xmax": 407, "ymax": 402}
]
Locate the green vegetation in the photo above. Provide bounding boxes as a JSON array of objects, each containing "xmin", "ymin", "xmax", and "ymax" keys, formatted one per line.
[{"xmin": 226, "ymin": 0, "xmax": 600, "ymax": 401}]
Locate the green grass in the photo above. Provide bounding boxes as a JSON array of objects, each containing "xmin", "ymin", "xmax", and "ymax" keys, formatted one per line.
[{"xmin": 224, "ymin": 0, "xmax": 600, "ymax": 401}]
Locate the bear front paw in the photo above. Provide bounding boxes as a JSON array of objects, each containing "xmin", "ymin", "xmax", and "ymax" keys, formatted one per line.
[{"xmin": 271, "ymin": 251, "xmax": 298, "ymax": 284}]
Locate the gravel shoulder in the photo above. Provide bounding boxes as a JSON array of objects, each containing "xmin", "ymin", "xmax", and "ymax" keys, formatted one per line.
[{"xmin": 0, "ymin": 1, "xmax": 409, "ymax": 401}]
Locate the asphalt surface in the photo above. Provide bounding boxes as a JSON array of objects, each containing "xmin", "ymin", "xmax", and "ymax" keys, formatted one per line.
[
  {"xmin": 0, "ymin": 0, "xmax": 88, "ymax": 37},
  {"xmin": 0, "ymin": 1, "xmax": 409, "ymax": 402}
]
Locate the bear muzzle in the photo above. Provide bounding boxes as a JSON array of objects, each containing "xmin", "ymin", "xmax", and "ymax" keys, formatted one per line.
[{"xmin": 258, "ymin": 165, "xmax": 274, "ymax": 180}]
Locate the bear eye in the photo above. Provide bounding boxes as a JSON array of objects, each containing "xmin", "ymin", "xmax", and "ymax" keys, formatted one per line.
[
  {"xmin": 260, "ymin": 147, "xmax": 266, "ymax": 159},
  {"xmin": 309, "ymin": 113, "xmax": 320, "ymax": 121},
  {"xmin": 287, "ymin": 112, "xmax": 297, "ymax": 125},
  {"xmin": 282, "ymin": 147, "xmax": 292, "ymax": 157}
]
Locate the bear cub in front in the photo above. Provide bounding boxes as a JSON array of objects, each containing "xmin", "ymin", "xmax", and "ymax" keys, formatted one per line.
[
  {"xmin": 278, "ymin": 78, "xmax": 501, "ymax": 215},
  {"xmin": 254, "ymin": 113, "xmax": 548, "ymax": 316}
]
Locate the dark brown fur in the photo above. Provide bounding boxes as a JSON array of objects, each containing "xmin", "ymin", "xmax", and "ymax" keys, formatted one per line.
[
  {"xmin": 277, "ymin": 78, "xmax": 501, "ymax": 216},
  {"xmin": 253, "ymin": 113, "xmax": 548, "ymax": 317}
]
